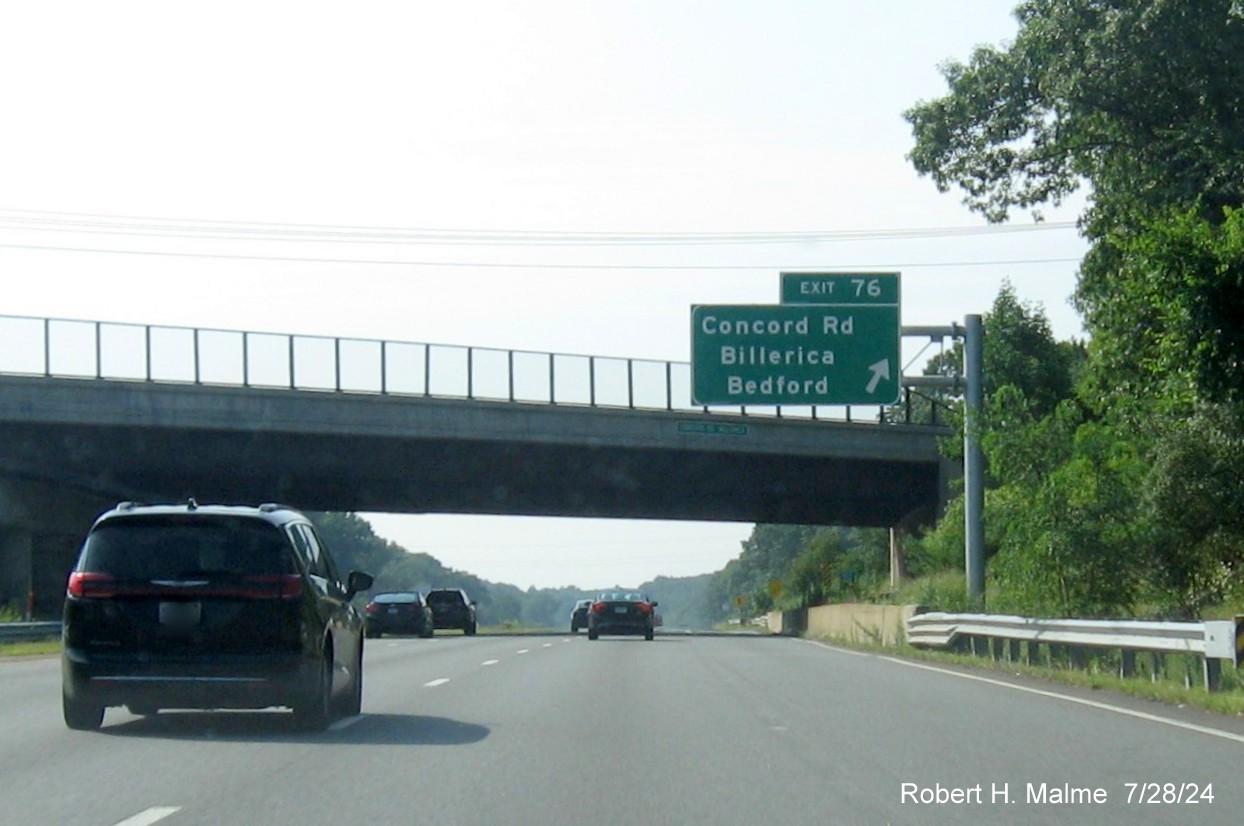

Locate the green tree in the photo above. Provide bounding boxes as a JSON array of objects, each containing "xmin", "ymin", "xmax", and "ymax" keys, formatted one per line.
[
  {"xmin": 985, "ymin": 396, "xmax": 1150, "ymax": 616},
  {"xmin": 906, "ymin": 0, "xmax": 1244, "ymax": 225},
  {"xmin": 787, "ymin": 530, "xmax": 847, "ymax": 607},
  {"xmin": 639, "ymin": 574, "xmax": 715, "ymax": 629},
  {"xmin": 707, "ymin": 524, "xmax": 818, "ymax": 620},
  {"xmin": 906, "ymin": 0, "xmax": 1244, "ymax": 408},
  {"xmin": 309, "ymin": 511, "xmax": 401, "ymax": 579},
  {"xmin": 1080, "ymin": 206, "xmax": 1244, "ymax": 411},
  {"xmin": 1142, "ymin": 404, "xmax": 1244, "ymax": 615},
  {"xmin": 905, "ymin": 1, "xmax": 1244, "ymax": 618},
  {"xmin": 984, "ymin": 283, "xmax": 1080, "ymax": 417}
]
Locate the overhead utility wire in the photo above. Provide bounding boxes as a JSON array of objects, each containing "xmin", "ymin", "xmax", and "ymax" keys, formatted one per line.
[
  {"xmin": 0, "ymin": 241, "xmax": 1083, "ymax": 270},
  {"xmin": 0, "ymin": 207, "xmax": 1079, "ymax": 247}
]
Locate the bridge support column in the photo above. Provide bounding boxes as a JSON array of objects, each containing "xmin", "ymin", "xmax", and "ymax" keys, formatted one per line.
[
  {"xmin": 0, "ymin": 522, "xmax": 93, "ymax": 620},
  {"xmin": 0, "ymin": 479, "xmax": 109, "ymax": 620},
  {"xmin": 0, "ymin": 525, "xmax": 34, "ymax": 618},
  {"xmin": 888, "ymin": 528, "xmax": 907, "ymax": 587}
]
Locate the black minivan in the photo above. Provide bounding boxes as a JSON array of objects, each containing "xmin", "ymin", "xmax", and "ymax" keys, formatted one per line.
[
  {"xmin": 425, "ymin": 588, "xmax": 478, "ymax": 635},
  {"xmin": 61, "ymin": 501, "xmax": 373, "ymax": 731}
]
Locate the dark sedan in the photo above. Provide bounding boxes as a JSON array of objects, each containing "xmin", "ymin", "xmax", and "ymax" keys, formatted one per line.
[
  {"xmin": 587, "ymin": 590, "xmax": 658, "ymax": 641},
  {"xmin": 365, "ymin": 591, "xmax": 434, "ymax": 638}
]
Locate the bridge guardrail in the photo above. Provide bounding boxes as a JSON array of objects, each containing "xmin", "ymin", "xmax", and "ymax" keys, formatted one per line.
[
  {"xmin": 0, "ymin": 622, "xmax": 62, "ymax": 643},
  {"xmin": 0, "ymin": 314, "xmax": 954, "ymax": 426},
  {"xmin": 906, "ymin": 611, "xmax": 1240, "ymax": 691}
]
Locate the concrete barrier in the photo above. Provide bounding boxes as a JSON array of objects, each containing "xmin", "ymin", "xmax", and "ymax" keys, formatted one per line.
[
  {"xmin": 765, "ymin": 608, "xmax": 807, "ymax": 636},
  {"xmin": 767, "ymin": 603, "xmax": 920, "ymax": 646}
]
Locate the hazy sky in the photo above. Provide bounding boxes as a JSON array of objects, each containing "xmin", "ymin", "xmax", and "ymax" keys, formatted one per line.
[{"xmin": 1, "ymin": 1, "xmax": 1089, "ymax": 590}]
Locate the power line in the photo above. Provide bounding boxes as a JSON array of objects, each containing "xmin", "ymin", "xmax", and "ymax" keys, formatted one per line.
[
  {"xmin": 0, "ymin": 206, "xmax": 1079, "ymax": 247},
  {"xmin": 0, "ymin": 242, "xmax": 1083, "ymax": 270}
]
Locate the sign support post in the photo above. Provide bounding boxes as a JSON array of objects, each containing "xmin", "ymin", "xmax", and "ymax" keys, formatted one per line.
[{"xmin": 963, "ymin": 314, "xmax": 985, "ymax": 606}]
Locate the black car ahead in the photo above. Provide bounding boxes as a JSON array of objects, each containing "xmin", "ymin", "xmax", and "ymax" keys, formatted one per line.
[
  {"xmin": 425, "ymin": 588, "xmax": 478, "ymax": 635},
  {"xmin": 61, "ymin": 501, "xmax": 373, "ymax": 732},
  {"xmin": 570, "ymin": 598, "xmax": 592, "ymax": 633},
  {"xmin": 587, "ymin": 590, "xmax": 658, "ymax": 641},
  {"xmin": 365, "ymin": 591, "xmax": 434, "ymax": 638}
]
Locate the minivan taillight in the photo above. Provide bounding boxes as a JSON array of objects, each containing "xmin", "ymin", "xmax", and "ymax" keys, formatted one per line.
[
  {"xmin": 68, "ymin": 572, "xmax": 301, "ymax": 599},
  {"xmin": 240, "ymin": 574, "xmax": 303, "ymax": 599},
  {"xmin": 67, "ymin": 572, "xmax": 117, "ymax": 599}
]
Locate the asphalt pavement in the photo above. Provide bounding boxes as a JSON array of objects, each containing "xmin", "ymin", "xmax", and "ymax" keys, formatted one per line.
[{"xmin": 3, "ymin": 633, "xmax": 1242, "ymax": 825}]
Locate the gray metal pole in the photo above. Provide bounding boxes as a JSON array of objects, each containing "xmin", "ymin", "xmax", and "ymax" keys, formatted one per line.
[{"xmin": 963, "ymin": 314, "xmax": 986, "ymax": 605}]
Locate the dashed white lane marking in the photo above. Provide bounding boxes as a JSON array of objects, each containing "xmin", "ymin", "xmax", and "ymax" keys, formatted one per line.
[
  {"xmin": 482, "ymin": 659, "xmax": 500, "ymax": 666},
  {"xmin": 113, "ymin": 808, "xmax": 181, "ymax": 826},
  {"xmin": 880, "ymin": 657, "xmax": 1244, "ymax": 745},
  {"xmin": 541, "ymin": 643, "xmax": 553, "ymax": 648},
  {"xmin": 424, "ymin": 678, "xmax": 451, "ymax": 687},
  {"xmin": 516, "ymin": 649, "xmax": 529, "ymax": 655}
]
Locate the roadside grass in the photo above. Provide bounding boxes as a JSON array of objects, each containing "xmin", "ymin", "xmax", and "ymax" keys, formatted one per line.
[
  {"xmin": 0, "ymin": 639, "xmax": 61, "ymax": 658},
  {"xmin": 800, "ymin": 631, "xmax": 1244, "ymax": 718},
  {"xmin": 712, "ymin": 621, "xmax": 770, "ymax": 634},
  {"xmin": 827, "ymin": 573, "xmax": 1244, "ymax": 716}
]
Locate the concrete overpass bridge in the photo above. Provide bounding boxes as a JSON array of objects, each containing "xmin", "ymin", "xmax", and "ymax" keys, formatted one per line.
[{"xmin": 0, "ymin": 315, "xmax": 957, "ymax": 618}]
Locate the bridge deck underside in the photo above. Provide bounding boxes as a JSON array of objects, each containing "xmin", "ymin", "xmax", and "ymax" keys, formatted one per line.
[{"xmin": 0, "ymin": 422, "xmax": 939, "ymax": 528}]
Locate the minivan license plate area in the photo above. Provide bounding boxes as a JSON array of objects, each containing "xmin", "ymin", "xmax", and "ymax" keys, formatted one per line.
[{"xmin": 159, "ymin": 601, "xmax": 202, "ymax": 627}]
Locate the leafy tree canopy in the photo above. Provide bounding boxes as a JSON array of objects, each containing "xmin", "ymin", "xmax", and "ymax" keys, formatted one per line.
[
  {"xmin": 907, "ymin": 1, "xmax": 1244, "ymax": 407},
  {"xmin": 906, "ymin": 0, "xmax": 1244, "ymax": 226},
  {"xmin": 1079, "ymin": 206, "xmax": 1244, "ymax": 410}
]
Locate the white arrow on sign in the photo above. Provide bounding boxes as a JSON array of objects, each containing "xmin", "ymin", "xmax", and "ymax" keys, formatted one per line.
[{"xmin": 865, "ymin": 359, "xmax": 890, "ymax": 394}]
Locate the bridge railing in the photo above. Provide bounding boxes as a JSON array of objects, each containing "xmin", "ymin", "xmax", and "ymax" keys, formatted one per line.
[{"xmin": 0, "ymin": 314, "xmax": 949, "ymax": 425}]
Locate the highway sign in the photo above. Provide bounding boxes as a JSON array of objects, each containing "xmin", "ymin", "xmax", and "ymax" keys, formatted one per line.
[
  {"xmin": 690, "ymin": 304, "xmax": 900, "ymax": 406},
  {"xmin": 781, "ymin": 272, "xmax": 900, "ymax": 305}
]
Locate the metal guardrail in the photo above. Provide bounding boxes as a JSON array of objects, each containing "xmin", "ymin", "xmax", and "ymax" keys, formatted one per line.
[
  {"xmin": 0, "ymin": 622, "xmax": 62, "ymax": 643},
  {"xmin": 0, "ymin": 314, "xmax": 952, "ymax": 425},
  {"xmin": 907, "ymin": 611, "xmax": 1240, "ymax": 691}
]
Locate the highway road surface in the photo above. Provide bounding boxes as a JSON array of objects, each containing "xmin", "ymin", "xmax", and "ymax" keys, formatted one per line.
[{"xmin": 3, "ymin": 633, "xmax": 1243, "ymax": 825}]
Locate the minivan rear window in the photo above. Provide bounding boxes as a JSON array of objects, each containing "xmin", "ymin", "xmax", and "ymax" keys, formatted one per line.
[
  {"xmin": 373, "ymin": 592, "xmax": 420, "ymax": 604},
  {"xmin": 81, "ymin": 516, "xmax": 292, "ymax": 581}
]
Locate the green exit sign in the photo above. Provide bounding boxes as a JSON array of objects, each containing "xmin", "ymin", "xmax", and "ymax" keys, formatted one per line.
[
  {"xmin": 781, "ymin": 272, "xmax": 900, "ymax": 305},
  {"xmin": 690, "ymin": 304, "xmax": 900, "ymax": 406}
]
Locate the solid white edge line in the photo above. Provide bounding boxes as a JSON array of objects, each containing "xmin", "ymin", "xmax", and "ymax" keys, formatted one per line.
[
  {"xmin": 797, "ymin": 638, "xmax": 869, "ymax": 656},
  {"xmin": 879, "ymin": 655, "xmax": 1244, "ymax": 745},
  {"xmin": 113, "ymin": 807, "xmax": 181, "ymax": 826},
  {"xmin": 424, "ymin": 678, "xmax": 451, "ymax": 687}
]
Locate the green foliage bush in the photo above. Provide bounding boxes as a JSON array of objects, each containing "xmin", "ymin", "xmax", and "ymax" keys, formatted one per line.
[{"xmin": 887, "ymin": 572, "xmax": 970, "ymax": 614}]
